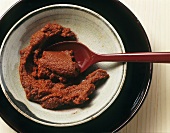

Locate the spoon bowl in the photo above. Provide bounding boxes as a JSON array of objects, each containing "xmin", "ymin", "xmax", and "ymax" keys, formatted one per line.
[{"xmin": 46, "ymin": 41, "xmax": 95, "ymax": 72}]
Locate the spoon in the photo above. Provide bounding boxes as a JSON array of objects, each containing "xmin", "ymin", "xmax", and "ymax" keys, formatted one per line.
[{"xmin": 46, "ymin": 41, "xmax": 170, "ymax": 72}]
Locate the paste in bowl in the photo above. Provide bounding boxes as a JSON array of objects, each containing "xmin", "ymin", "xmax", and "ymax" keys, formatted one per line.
[{"xmin": 19, "ymin": 23, "xmax": 109, "ymax": 109}]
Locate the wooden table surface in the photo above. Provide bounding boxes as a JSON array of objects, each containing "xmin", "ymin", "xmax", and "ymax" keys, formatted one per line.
[{"xmin": 0, "ymin": 0, "xmax": 170, "ymax": 132}]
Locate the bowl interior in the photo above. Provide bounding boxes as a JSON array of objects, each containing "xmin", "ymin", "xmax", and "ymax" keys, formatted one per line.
[{"xmin": 0, "ymin": 4, "xmax": 126, "ymax": 126}]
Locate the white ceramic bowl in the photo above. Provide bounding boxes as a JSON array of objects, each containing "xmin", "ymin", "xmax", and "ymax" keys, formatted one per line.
[{"xmin": 0, "ymin": 4, "xmax": 126, "ymax": 127}]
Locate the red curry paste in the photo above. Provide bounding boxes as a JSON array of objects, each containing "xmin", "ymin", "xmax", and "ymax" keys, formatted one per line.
[{"xmin": 19, "ymin": 23, "xmax": 109, "ymax": 109}]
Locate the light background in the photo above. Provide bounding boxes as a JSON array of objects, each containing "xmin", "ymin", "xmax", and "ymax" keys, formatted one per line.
[{"xmin": 0, "ymin": 0, "xmax": 170, "ymax": 132}]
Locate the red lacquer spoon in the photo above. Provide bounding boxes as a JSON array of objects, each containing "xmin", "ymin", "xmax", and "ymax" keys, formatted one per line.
[{"xmin": 46, "ymin": 41, "xmax": 170, "ymax": 72}]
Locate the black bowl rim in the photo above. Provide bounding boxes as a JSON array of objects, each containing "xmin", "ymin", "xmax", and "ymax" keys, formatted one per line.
[{"xmin": 0, "ymin": 0, "xmax": 152, "ymax": 132}]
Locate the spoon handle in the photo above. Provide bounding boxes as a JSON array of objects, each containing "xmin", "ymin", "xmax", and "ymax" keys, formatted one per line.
[{"xmin": 96, "ymin": 52, "xmax": 170, "ymax": 63}]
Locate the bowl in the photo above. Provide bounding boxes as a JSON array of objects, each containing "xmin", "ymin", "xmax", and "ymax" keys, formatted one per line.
[
  {"xmin": 0, "ymin": 0, "xmax": 152, "ymax": 132},
  {"xmin": 0, "ymin": 4, "xmax": 126, "ymax": 127}
]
